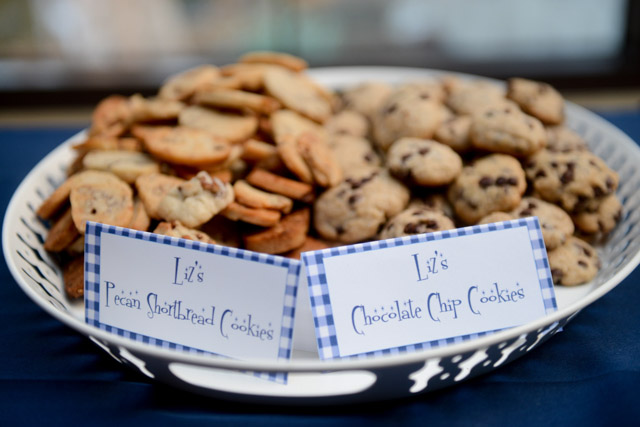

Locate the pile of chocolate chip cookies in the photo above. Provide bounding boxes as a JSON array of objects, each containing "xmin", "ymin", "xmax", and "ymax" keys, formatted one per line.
[{"xmin": 38, "ymin": 51, "xmax": 621, "ymax": 298}]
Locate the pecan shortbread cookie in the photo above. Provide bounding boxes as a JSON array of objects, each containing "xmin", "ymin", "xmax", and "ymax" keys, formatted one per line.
[
  {"xmin": 70, "ymin": 179, "xmax": 134, "ymax": 233},
  {"xmin": 128, "ymin": 198, "xmax": 151, "ymax": 231},
  {"xmin": 284, "ymin": 236, "xmax": 331, "ymax": 260},
  {"xmin": 245, "ymin": 168, "xmax": 314, "ymax": 202},
  {"xmin": 158, "ymin": 64, "xmax": 221, "ymax": 101},
  {"xmin": 233, "ymin": 180, "xmax": 293, "ymax": 213},
  {"xmin": 264, "ymin": 67, "xmax": 332, "ymax": 123},
  {"xmin": 82, "ymin": 150, "xmax": 160, "ymax": 183},
  {"xmin": 73, "ymin": 135, "xmax": 144, "ymax": 153},
  {"xmin": 193, "ymin": 89, "xmax": 281, "ymax": 115},
  {"xmin": 314, "ymin": 169, "xmax": 410, "ymax": 243},
  {"xmin": 219, "ymin": 62, "xmax": 285, "ymax": 92},
  {"xmin": 178, "ymin": 105, "xmax": 258, "ymax": 143},
  {"xmin": 44, "ymin": 208, "xmax": 80, "ymax": 252},
  {"xmin": 244, "ymin": 208, "xmax": 310, "ymax": 254},
  {"xmin": 221, "ymin": 202, "xmax": 281, "ymax": 227},
  {"xmin": 135, "ymin": 173, "xmax": 185, "ymax": 220},
  {"xmin": 296, "ymin": 132, "xmax": 343, "ymax": 187},
  {"xmin": 270, "ymin": 109, "xmax": 327, "ymax": 143},
  {"xmin": 448, "ymin": 154, "xmax": 526, "ymax": 224},
  {"xmin": 132, "ymin": 125, "xmax": 231, "ymax": 166},
  {"xmin": 128, "ymin": 93, "xmax": 185, "ymax": 123},
  {"xmin": 89, "ymin": 95, "xmax": 132, "ymax": 137},
  {"xmin": 157, "ymin": 171, "xmax": 234, "ymax": 228},
  {"xmin": 63, "ymin": 256, "xmax": 85, "ymax": 299},
  {"xmin": 239, "ymin": 51, "xmax": 308, "ymax": 72},
  {"xmin": 153, "ymin": 220, "xmax": 217, "ymax": 244},
  {"xmin": 37, "ymin": 170, "xmax": 128, "ymax": 220}
]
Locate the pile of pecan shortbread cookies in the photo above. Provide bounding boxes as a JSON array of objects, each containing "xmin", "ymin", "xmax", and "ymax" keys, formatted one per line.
[{"xmin": 37, "ymin": 51, "xmax": 622, "ymax": 299}]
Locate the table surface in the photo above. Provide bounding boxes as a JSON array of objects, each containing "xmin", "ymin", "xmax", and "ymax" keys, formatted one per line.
[{"xmin": 1, "ymin": 111, "xmax": 639, "ymax": 426}]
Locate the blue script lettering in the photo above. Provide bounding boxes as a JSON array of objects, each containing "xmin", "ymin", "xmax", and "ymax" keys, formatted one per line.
[
  {"xmin": 467, "ymin": 282, "xmax": 525, "ymax": 315},
  {"xmin": 351, "ymin": 299, "xmax": 421, "ymax": 335},
  {"xmin": 172, "ymin": 257, "xmax": 205, "ymax": 285},
  {"xmin": 412, "ymin": 250, "xmax": 448, "ymax": 282},
  {"xmin": 220, "ymin": 310, "xmax": 274, "ymax": 341},
  {"xmin": 427, "ymin": 292, "xmax": 462, "ymax": 322},
  {"xmin": 146, "ymin": 292, "xmax": 215, "ymax": 325},
  {"xmin": 104, "ymin": 281, "xmax": 141, "ymax": 310}
]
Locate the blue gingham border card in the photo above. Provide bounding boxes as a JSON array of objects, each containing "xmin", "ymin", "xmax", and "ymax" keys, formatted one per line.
[
  {"xmin": 301, "ymin": 216, "xmax": 557, "ymax": 360},
  {"xmin": 83, "ymin": 221, "xmax": 300, "ymax": 383}
]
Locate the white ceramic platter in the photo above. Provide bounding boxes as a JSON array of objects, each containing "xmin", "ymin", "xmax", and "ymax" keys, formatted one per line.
[{"xmin": 4, "ymin": 67, "xmax": 640, "ymax": 405}]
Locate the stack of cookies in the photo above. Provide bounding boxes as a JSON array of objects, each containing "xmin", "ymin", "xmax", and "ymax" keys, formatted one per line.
[{"xmin": 37, "ymin": 51, "xmax": 621, "ymax": 298}]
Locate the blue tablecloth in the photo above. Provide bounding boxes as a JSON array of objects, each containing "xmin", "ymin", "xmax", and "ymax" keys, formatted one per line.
[{"xmin": 1, "ymin": 111, "xmax": 639, "ymax": 426}]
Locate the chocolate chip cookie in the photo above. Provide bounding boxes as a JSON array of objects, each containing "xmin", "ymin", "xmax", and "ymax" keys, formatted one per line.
[
  {"xmin": 434, "ymin": 115, "xmax": 473, "ymax": 153},
  {"xmin": 372, "ymin": 88, "xmax": 449, "ymax": 151},
  {"xmin": 448, "ymin": 154, "xmax": 526, "ymax": 224},
  {"xmin": 511, "ymin": 197, "xmax": 574, "ymax": 250},
  {"xmin": 548, "ymin": 236, "xmax": 600, "ymax": 286},
  {"xmin": 470, "ymin": 104, "xmax": 547, "ymax": 156},
  {"xmin": 339, "ymin": 82, "xmax": 394, "ymax": 121},
  {"xmin": 524, "ymin": 150, "xmax": 619, "ymax": 212},
  {"xmin": 507, "ymin": 78, "xmax": 565, "ymax": 125},
  {"xmin": 571, "ymin": 194, "xmax": 622, "ymax": 235},
  {"xmin": 387, "ymin": 137, "xmax": 462, "ymax": 186},
  {"xmin": 545, "ymin": 125, "xmax": 589, "ymax": 153},
  {"xmin": 314, "ymin": 169, "xmax": 410, "ymax": 243},
  {"xmin": 378, "ymin": 206, "xmax": 455, "ymax": 239},
  {"xmin": 328, "ymin": 134, "xmax": 381, "ymax": 174}
]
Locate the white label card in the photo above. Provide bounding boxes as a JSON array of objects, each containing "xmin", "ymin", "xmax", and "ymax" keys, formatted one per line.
[
  {"xmin": 302, "ymin": 217, "xmax": 557, "ymax": 360},
  {"xmin": 84, "ymin": 222, "xmax": 299, "ymax": 381}
]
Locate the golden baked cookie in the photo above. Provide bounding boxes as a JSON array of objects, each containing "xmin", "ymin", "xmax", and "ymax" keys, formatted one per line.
[
  {"xmin": 82, "ymin": 150, "xmax": 160, "ymax": 183},
  {"xmin": 221, "ymin": 201, "xmax": 281, "ymax": 227},
  {"xmin": 153, "ymin": 220, "xmax": 216, "ymax": 244},
  {"xmin": 43, "ymin": 208, "xmax": 80, "ymax": 252},
  {"xmin": 69, "ymin": 179, "xmax": 134, "ymax": 233},
  {"xmin": 243, "ymin": 208, "xmax": 310, "ymax": 254},
  {"xmin": 548, "ymin": 236, "xmax": 600, "ymax": 286},
  {"xmin": 156, "ymin": 171, "xmax": 234, "ymax": 228},
  {"xmin": 37, "ymin": 170, "xmax": 127, "ymax": 220},
  {"xmin": 507, "ymin": 77, "xmax": 565, "ymax": 125},
  {"xmin": 158, "ymin": 64, "xmax": 221, "ymax": 101},
  {"xmin": 245, "ymin": 168, "xmax": 314, "ymax": 202},
  {"xmin": 178, "ymin": 105, "xmax": 258, "ymax": 143},
  {"xmin": 135, "ymin": 173, "xmax": 185, "ymax": 220},
  {"xmin": 89, "ymin": 95, "xmax": 132, "ymax": 137},
  {"xmin": 239, "ymin": 51, "xmax": 308, "ymax": 72},
  {"xmin": 233, "ymin": 180, "xmax": 293, "ymax": 213},
  {"xmin": 264, "ymin": 67, "xmax": 332, "ymax": 123},
  {"xmin": 193, "ymin": 89, "xmax": 281, "ymax": 115},
  {"xmin": 133, "ymin": 125, "xmax": 231, "ymax": 166}
]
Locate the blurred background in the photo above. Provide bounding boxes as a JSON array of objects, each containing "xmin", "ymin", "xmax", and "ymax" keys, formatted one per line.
[{"xmin": 0, "ymin": 0, "xmax": 638, "ymax": 121}]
